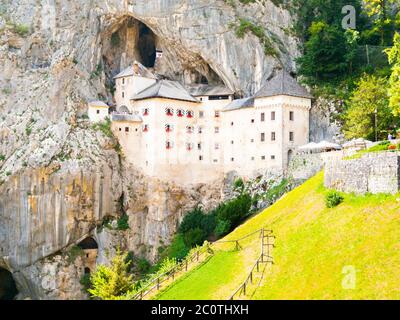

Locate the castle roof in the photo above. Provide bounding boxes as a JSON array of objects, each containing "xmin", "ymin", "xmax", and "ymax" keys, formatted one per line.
[
  {"xmin": 222, "ymin": 97, "xmax": 254, "ymax": 112},
  {"xmin": 255, "ymin": 70, "xmax": 312, "ymax": 99},
  {"xmin": 113, "ymin": 61, "xmax": 157, "ymax": 80},
  {"xmin": 131, "ymin": 80, "xmax": 199, "ymax": 103},
  {"xmin": 186, "ymin": 84, "xmax": 234, "ymax": 97},
  {"xmin": 88, "ymin": 100, "xmax": 109, "ymax": 108}
]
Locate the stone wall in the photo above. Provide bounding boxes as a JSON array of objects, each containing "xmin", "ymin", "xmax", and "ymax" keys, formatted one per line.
[{"xmin": 324, "ymin": 152, "xmax": 400, "ymax": 194}]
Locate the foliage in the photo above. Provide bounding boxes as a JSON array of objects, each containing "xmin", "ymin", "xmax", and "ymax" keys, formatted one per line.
[
  {"xmin": 92, "ymin": 117, "xmax": 113, "ymax": 138},
  {"xmin": 80, "ymin": 273, "xmax": 92, "ymax": 293},
  {"xmin": 88, "ymin": 249, "xmax": 135, "ymax": 300},
  {"xmin": 66, "ymin": 245, "xmax": 84, "ymax": 264},
  {"xmin": 161, "ymin": 233, "xmax": 190, "ymax": 261},
  {"xmin": 386, "ymin": 32, "xmax": 400, "ymax": 115},
  {"xmin": 13, "ymin": 24, "xmax": 30, "ymax": 36},
  {"xmin": 233, "ymin": 178, "xmax": 245, "ymax": 193},
  {"xmin": 117, "ymin": 214, "xmax": 129, "ymax": 230},
  {"xmin": 343, "ymin": 74, "xmax": 396, "ymax": 140},
  {"xmin": 296, "ymin": 22, "xmax": 355, "ymax": 83},
  {"xmin": 325, "ymin": 190, "xmax": 344, "ymax": 208},
  {"xmin": 214, "ymin": 219, "xmax": 232, "ymax": 237},
  {"xmin": 111, "ymin": 32, "xmax": 120, "ymax": 47},
  {"xmin": 215, "ymin": 193, "xmax": 252, "ymax": 231},
  {"xmin": 0, "ymin": 154, "xmax": 5, "ymax": 161},
  {"xmin": 233, "ymin": 18, "xmax": 278, "ymax": 57},
  {"xmin": 344, "ymin": 141, "xmax": 392, "ymax": 159}
]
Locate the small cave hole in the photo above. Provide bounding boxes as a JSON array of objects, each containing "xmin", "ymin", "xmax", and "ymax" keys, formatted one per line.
[
  {"xmin": 78, "ymin": 237, "xmax": 98, "ymax": 250},
  {"xmin": 84, "ymin": 267, "xmax": 91, "ymax": 275},
  {"xmin": 0, "ymin": 267, "xmax": 18, "ymax": 300},
  {"xmin": 138, "ymin": 22, "xmax": 156, "ymax": 68}
]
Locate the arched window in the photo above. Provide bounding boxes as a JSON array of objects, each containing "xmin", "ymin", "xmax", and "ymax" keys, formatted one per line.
[
  {"xmin": 177, "ymin": 109, "xmax": 184, "ymax": 117},
  {"xmin": 165, "ymin": 108, "xmax": 174, "ymax": 116},
  {"xmin": 143, "ymin": 108, "xmax": 149, "ymax": 116},
  {"xmin": 166, "ymin": 141, "xmax": 174, "ymax": 149},
  {"xmin": 186, "ymin": 110, "xmax": 194, "ymax": 118},
  {"xmin": 165, "ymin": 124, "xmax": 173, "ymax": 133},
  {"xmin": 143, "ymin": 124, "xmax": 149, "ymax": 132}
]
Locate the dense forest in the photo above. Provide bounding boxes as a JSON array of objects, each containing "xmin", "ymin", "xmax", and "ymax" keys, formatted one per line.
[{"xmin": 291, "ymin": 0, "xmax": 399, "ymax": 141}]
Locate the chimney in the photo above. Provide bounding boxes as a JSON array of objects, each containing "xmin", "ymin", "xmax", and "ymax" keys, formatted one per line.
[{"xmin": 133, "ymin": 62, "xmax": 139, "ymax": 75}]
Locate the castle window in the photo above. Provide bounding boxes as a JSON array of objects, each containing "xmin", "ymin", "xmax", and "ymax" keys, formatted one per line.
[
  {"xmin": 199, "ymin": 111, "xmax": 204, "ymax": 118},
  {"xmin": 261, "ymin": 156, "xmax": 266, "ymax": 160},
  {"xmin": 289, "ymin": 131, "xmax": 294, "ymax": 142},
  {"xmin": 215, "ymin": 127, "xmax": 219, "ymax": 134},
  {"xmin": 215, "ymin": 111, "xmax": 220, "ymax": 118},
  {"xmin": 198, "ymin": 126, "xmax": 203, "ymax": 134},
  {"xmin": 165, "ymin": 124, "xmax": 173, "ymax": 133},
  {"xmin": 186, "ymin": 126, "xmax": 194, "ymax": 134},
  {"xmin": 251, "ymin": 119, "xmax": 255, "ymax": 123},
  {"xmin": 96, "ymin": 110, "xmax": 100, "ymax": 114},
  {"xmin": 231, "ymin": 122, "xmax": 234, "ymax": 126},
  {"xmin": 271, "ymin": 111, "xmax": 276, "ymax": 120},
  {"xmin": 143, "ymin": 124, "xmax": 149, "ymax": 132},
  {"xmin": 198, "ymin": 143, "xmax": 202, "ymax": 150},
  {"xmin": 177, "ymin": 109, "xmax": 184, "ymax": 117},
  {"xmin": 122, "ymin": 78, "xmax": 125, "ymax": 85},
  {"xmin": 289, "ymin": 111, "xmax": 294, "ymax": 121},
  {"xmin": 213, "ymin": 159, "xmax": 218, "ymax": 163},
  {"xmin": 261, "ymin": 113, "xmax": 265, "ymax": 122},
  {"xmin": 199, "ymin": 155, "xmax": 203, "ymax": 161},
  {"xmin": 231, "ymin": 158, "xmax": 234, "ymax": 162},
  {"xmin": 84, "ymin": 267, "xmax": 91, "ymax": 275},
  {"xmin": 119, "ymin": 128, "xmax": 122, "ymax": 132},
  {"xmin": 186, "ymin": 110, "xmax": 194, "ymax": 118},
  {"xmin": 271, "ymin": 132, "xmax": 276, "ymax": 141},
  {"xmin": 166, "ymin": 141, "xmax": 173, "ymax": 149},
  {"xmin": 251, "ymin": 139, "xmax": 254, "ymax": 143},
  {"xmin": 143, "ymin": 108, "xmax": 149, "ymax": 116},
  {"xmin": 215, "ymin": 143, "xmax": 220, "ymax": 150},
  {"xmin": 165, "ymin": 108, "xmax": 174, "ymax": 116},
  {"xmin": 251, "ymin": 157, "xmax": 255, "ymax": 160},
  {"xmin": 186, "ymin": 143, "xmax": 194, "ymax": 151},
  {"xmin": 231, "ymin": 140, "xmax": 234, "ymax": 144},
  {"xmin": 261, "ymin": 133, "xmax": 265, "ymax": 142},
  {"xmin": 125, "ymin": 127, "xmax": 129, "ymax": 132},
  {"xmin": 271, "ymin": 155, "xmax": 276, "ymax": 160},
  {"xmin": 122, "ymin": 92, "xmax": 125, "ymax": 98}
]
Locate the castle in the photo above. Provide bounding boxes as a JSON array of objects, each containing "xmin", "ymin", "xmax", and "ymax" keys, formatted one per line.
[{"xmin": 88, "ymin": 62, "xmax": 312, "ymax": 184}]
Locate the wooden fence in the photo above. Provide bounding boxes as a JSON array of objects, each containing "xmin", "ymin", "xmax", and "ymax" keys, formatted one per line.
[
  {"xmin": 229, "ymin": 229, "xmax": 275, "ymax": 300},
  {"xmin": 132, "ymin": 227, "xmax": 273, "ymax": 300}
]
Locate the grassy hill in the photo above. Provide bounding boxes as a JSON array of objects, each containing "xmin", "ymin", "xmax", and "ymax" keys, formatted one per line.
[{"xmin": 156, "ymin": 172, "xmax": 400, "ymax": 300}]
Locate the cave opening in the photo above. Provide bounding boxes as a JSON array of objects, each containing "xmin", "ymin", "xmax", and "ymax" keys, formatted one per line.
[
  {"xmin": 0, "ymin": 267, "xmax": 18, "ymax": 300},
  {"xmin": 78, "ymin": 237, "xmax": 98, "ymax": 250},
  {"xmin": 137, "ymin": 22, "xmax": 156, "ymax": 68}
]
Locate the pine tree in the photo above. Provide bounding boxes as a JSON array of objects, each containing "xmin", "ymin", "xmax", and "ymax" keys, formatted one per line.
[{"xmin": 88, "ymin": 249, "xmax": 135, "ymax": 300}]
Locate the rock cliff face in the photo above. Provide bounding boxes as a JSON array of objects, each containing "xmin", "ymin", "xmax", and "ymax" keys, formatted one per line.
[{"xmin": 0, "ymin": 0, "xmax": 318, "ymax": 299}]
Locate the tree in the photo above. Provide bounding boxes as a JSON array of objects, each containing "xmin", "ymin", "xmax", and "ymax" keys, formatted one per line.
[
  {"xmin": 363, "ymin": 0, "xmax": 397, "ymax": 45},
  {"xmin": 296, "ymin": 22, "xmax": 355, "ymax": 83},
  {"xmin": 386, "ymin": 32, "xmax": 400, "ymax": 115},
  {"xmin": 343, "ymin": 74, "xmax": 396, "ymax": 140},
  {"xmin": 88, "ymin": 249, "xmax": 136, "ymax": 300}
]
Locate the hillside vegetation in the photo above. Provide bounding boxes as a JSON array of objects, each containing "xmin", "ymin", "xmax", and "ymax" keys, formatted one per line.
[{"xmin": 157, "ymin": 172, "xmax": 400, "ymax": 300}]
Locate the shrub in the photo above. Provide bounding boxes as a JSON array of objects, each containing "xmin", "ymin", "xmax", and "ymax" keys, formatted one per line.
[
  {"xmin": 117, "ymin": 214, "xmax": 129, "ymax": 230},
  {"xmin": 325, "ymin": 191, "xmax": 344, "ymax": 208},
  {"xmin": 0, "ymin": 154, "xmax": 5, "ymax": 161},
  {"xmin": 183, "ymin": 227, "xmax": 206, "ymax": 248},
  {"xmin": 80, "ymin": 273, "xmax": 92, "ymax": 293},
  {"xmin": 233, "ymin": 178, "xmax": 245, "ymax": 193},
  {"xmin": 67, "ymin": 245, "xmax": 84, "ymax": 263},
  {"xmin": 137, "ymin": 258, "xmax": 151, "ymax": 274},
  {"xmin": 215, "ymin": 193, "xmax": 252, "ymax": 228},
  {"xmin": 179, "ymin": 207, "xmax": 216, "ymax": 239},
  {"xmin": 92, "ymin": 117, "xmax": 113, "ymax": 138},
  {"xmin": 214, "ymin": 219, "xmax": 231, "ymax": 237},
  {"xmin": 14, "ymin": 24, "xmax": 30, "ymax": 36},
  {"xmin": 161, "ymin": 234, "xmax": 190, "ymax": 261}
]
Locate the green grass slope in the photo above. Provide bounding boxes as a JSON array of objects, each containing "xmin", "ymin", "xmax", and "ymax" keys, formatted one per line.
[{"xmin": 157, "ymin": 172, "xmax": 400, "ymax": 300}]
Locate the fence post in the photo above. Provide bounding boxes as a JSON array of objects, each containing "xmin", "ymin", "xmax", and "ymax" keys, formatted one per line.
[
  {"xmin": 256, "ymin": 260, "xmax": 259, "ymax": 272},
  {"xmin": 260, "ymin": 228, "xmax": 265, "ymax": 263},
  {"xmin": 243, "ymin": 283, "xmax": 246, "ymax": 296},
  {"xmin": 185, "ymin": 259, "xmax": 188, "ymax": 271},
  {"xmin": 249, "ymin": 271, "xmax": 253, "ymax": 284},
  {"xmin": 197, "ymin": 250, "xmax": 199, "ymax": 261},
  {"xmin": 157, "ymin": 277, "xmax": 160, "ymax": 290}
]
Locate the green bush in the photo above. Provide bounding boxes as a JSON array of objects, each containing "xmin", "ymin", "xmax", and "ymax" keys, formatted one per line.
[
  {"xmin": 0, "ymin": 154, "xmax": 5, "ymax": 161},
  {"xmin": 117, "ymin": 214, "xmax": 129, "ymax": 230},
  {"xmin": 179, "ymin": 207, "xmax": 216, "ymax": 236},
  {"xmin": 233, "ymin": 178, "xmax": 245, "ymax": 193},
  {"xmin": 92, "ymin": 117, "xmax": 113, "ymax": 138},
  {"xmin": 214, "ymin": 219, "xmax": 231, "ymax": 237},
  {"xmin": 67, "ymin": 245, "xmax": 84, "ymax": 263},
  {"xmin": 325, "ymin": 191, "xmax": 344, "ymax": 208},
  {"xmin": 183, "ymin": 227, "xmax": 206, "ymax": 248},
  {"xmin": 162, "ymin": 234, "xmax": 190, "ymax": 261},
  {"xmin": 80, "ymin": 273, "xmax": 92, "ymax": 293},
  {"xmin": 215, "ymin": 193, "xmax": 252, "ymax": 228},
  {"xmin": 137, "ymin": 258, "xmax": 151, "ymax": 274}
]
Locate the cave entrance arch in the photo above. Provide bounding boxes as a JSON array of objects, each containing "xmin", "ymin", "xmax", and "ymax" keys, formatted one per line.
[
  {"xmin": 78, "ymin": 237, "xmax": 98, "ymax": 276},
  {"xmin": 0, "ymin": 267, "xmax": 18, "ymax": 300},
  {"xmin": 137, "ymin": 22, "xmax": 156, "ymax": 68},
  {"xmin": 78, "ymin": 237, "xmax": 98, "ymax": 250}
]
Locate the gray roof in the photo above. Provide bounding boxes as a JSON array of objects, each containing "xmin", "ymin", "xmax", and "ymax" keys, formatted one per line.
[
  {"xmin": 88, "ymin": 100, "xmax": 109, "ymax": 108},
  {"xmin": 113, "ymin": 61, "xmax": 157, "ymax": 80},
  {"xmin": 186, "ymin": 84, "xmax": 234, "ymax": 97},
  {"xmin": 132, "ymin": 80, "xmax": 199, "ymax": 103},
  {"xmin": 222, "ymin": 97, "xmax": 255, "ymax": 112},
  {"xmin": 255, "ymin": 70, "xmax": 313, "ymax": 99}
]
